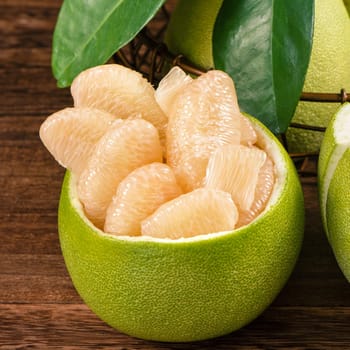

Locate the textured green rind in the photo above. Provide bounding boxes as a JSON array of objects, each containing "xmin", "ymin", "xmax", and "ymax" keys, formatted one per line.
[
  {"xmin": 164, "ymin": 0, "xmax": 223, "ymax": 70},
  {"xmin": 58, "ymin": 120, "xmax": 304, "ymax": 342},
  {"xmin": 286, "ymin": 0, "xmax": 350, "ymax": 153},
  {"xmin": 318, "ymin": 104, "xmax": 350, "ymax": 282},
  {"xmin": 318, "ymin": 117, "xmax": 336, "ymax": 189},
  {"xmin": 325, "ymin": 149, "xmax": 350, "ymax": 282},
  {"xmin": 318, "ymin": 108, "xmax": 337, "ymax": 238}
]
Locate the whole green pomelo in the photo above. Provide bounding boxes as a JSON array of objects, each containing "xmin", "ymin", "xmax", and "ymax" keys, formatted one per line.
[
  {"xmin": 165, "ymin": 0, "xmax": 223, "ymax": 70},
  {"xmin": 165, "ymin": 0, "xmax": 350, "ymax": 153},
  {"xmin": 58, "ymin": 116, "xmax": 304, "ymax": 342},
  {"xmin": 286, "ymin": 0, "xmax": 350, "ymax": 153},
  {"xmin": 318, "ymin": 103, "xmax": 350, "ymax": 282}
]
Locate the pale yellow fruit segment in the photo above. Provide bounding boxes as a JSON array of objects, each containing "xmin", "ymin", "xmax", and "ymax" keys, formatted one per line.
[
  {"xmin": 166, "ymin": 70, "xmax": 257, "ymax": 192},
  {"xmin": 39, "ymin": 107, "xmax": 115, "ymax": 176},
  {"xmin": 237, "ymin": 157, "xmax": 275, "ymax": 228},
  {"xmin": 240, "ymin": 114, "xmax": 258, "ymax": 146},
  {"xmin": 38, "ymin": 64, "xmax": 277, "ymax": 237},
  {"xmin": 104, "ymin": 163, "xmax": 182, "ymax": 236},
  {"xmin": 155, "ymin": 66, "xmax": 192, "ymax": 117},
  {"xmin": 71, "ymin": 64, "xmax": 168, "ymax": 149},
  {"xmin": 141, "ymin": 188, "xmax": 238, "ymax": 239},
  {"xmin": 78, "ymin": 119, "xmax": 163, "ymax": 228},
  {"xmin": 205, "ymin": 145, "xmax": 267, "ymax": 212}
]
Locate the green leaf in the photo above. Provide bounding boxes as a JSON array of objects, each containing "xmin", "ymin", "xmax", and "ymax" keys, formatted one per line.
[
  {"xmin": 213, "ymin": 0, "xmax": 314, "ymax": 134},
  {"xmin": 52, "ymin": 0, "xmax": 166, "ymax": 87}
]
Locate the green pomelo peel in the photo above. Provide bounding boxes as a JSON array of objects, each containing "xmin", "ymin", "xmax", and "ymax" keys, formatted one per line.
[
  {"xmin": 318, "ymin": 103, "xmax": 350, "ymax": 282},
  {"xmin": 58, "ymin": 117, "xmax": 304, "ymax": 342}
]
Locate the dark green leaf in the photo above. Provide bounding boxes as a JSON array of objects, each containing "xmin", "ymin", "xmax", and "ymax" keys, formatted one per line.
[
  {"xmin": 52, "ymin": 0, "xmax": 166, "ymax": 87},
  {"xmin": 213, "ymin": 0, "xmax": 314, "ymax": 134}
]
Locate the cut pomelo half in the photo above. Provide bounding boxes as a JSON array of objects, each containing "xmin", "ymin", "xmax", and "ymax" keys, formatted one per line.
[
  {"xmin": 78, "ymin": 118, "xmax": 162, "ymax": 228},
  {"xmin": 318, "ymin": 102, "xmax": 350, "ymax": 282},
  {"xmin": 71, "ymin": 64, "xmax": 168, "ymax": 148},
  {"xmin": 58, "ymin": 115, "xmax": 304, "ymax": 342},
  {"xmin": 39, "ymin": 107, "xmax": 115, "ymax": 176}
]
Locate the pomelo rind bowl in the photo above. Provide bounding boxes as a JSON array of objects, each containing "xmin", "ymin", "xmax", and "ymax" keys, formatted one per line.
[{"xmin": 58, "ymin": 116, "xmax": 304, "ymax": 342}]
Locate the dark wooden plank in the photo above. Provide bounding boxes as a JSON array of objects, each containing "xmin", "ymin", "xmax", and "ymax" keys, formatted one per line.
[
  {"xmin": 0, "ymin": 275, "xmax": 79, "ymax": 304},
  {"xmin": 0, "ymin": 69, "xmax": 72, "ymax": 117},
  {"xmin": 0, "ymin": 254, "xmax": 68, "ymax": 276},
  {"xmin": 0, "ymin": 213, "xmax": 60, "ymax": 254},
  {"xmin": 0, "ymin": 1, "xmax": 61, "ymax": 60},
  {"xmin": 1, "ymin": 304, "xmax": 350, "ymax": 349},
  {"xmin": 0, "ymin": 175, "xmax": 62, "ymax": 214},
  {"xmin": 0, "ymin": 141, "xmax": 64, "ymax": 178},
  {"xmin": 1, "ymin": 0, "xmax": 62, "ymax": 7},
  {"xmin": 0, "ymin": 116, "xmax": 46, "ymax": 140},
  {"xmin": 0, "ymin": 48, "xmax": 53, "ymax": 68}
]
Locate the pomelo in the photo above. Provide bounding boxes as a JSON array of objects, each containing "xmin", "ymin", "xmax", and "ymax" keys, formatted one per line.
[
  {"xmin": 165, "ymin": 0, "xmax": 350, "ymax": 153},
  {"xmin": 58, "ymin": 115, "xmax": 304, "ymax": 342},
  {"xmin": 318, "ymin": 102, "xmax": 350, "ymax": 282},
  {"xmin": 164, "ymin": 0, "xmax": 223, "ymax": 70},
  {"xmin": 286, "ymin": 0, "xmax": 350, "ymax": 153},
  {"xmin": 40, "ymin": 64, "xmax": 305, "ymax": 341}
]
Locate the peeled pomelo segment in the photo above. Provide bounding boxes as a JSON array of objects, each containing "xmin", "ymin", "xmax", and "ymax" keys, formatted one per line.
[
  {"xmin": 167, "ymin": 70, "xmax": 246, "ymax": 191},
  {"xmin": 141, "ymin": 188, "xmax": 238, "ymax": 239},
  {"xmin": 39, "ymin": 107, "xmax": 115, "ymax": 176},
  {"xmin": 178, "ymin": 147, "xmax": 210, "ymax": 191},
  {"xmin": 78, "ymin": 118, "xmax": 163, "ymax": 228},
  {"xmin": 240, "ymin": 113, "xmax": 258, "ymax": 146},
  {"xmin": 155, "ymin": 66, "xmax": 192, "ymax": 117},
  {"xmin": 104, "ymin": 163, "xmax": 182, "ymax": 236},
  {"xmin": 237, "ymin": 157, "xmax": 275, "ymax": 227},
  {"xmin": 205, "ymin": 144, "xmax": 267, "ymax": 212},
  {"xmin": 70, "ymin": 64, "xmax": 168, "ymax": 148}
]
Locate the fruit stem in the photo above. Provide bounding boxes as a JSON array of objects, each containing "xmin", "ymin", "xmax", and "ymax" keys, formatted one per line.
[{"xmin": 300, "ymin": 89, "xmax": 349, "ymax": 103}]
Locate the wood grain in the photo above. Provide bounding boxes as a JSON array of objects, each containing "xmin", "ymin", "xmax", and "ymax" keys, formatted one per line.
[
  {"xmin": 1, "ymin": 305, "xmax": 350, "ymax": 349},
  {"xmin": 1, "ymin": 0, "xmax": 350, "ymax": 348}
]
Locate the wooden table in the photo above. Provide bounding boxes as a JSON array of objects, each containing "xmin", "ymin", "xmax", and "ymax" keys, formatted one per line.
[{"xmin": 2, "ymin": 1, "xmax": 350, "ymax": 349}]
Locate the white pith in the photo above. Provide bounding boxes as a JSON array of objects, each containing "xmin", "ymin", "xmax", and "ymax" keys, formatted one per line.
[
  {"xmin": 321, "ymin": 104, "xmax": 350, "ymax": 238},
  {"xmin": 69, "ymin": 121, "xmax": 287, "ymax": 243}
]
